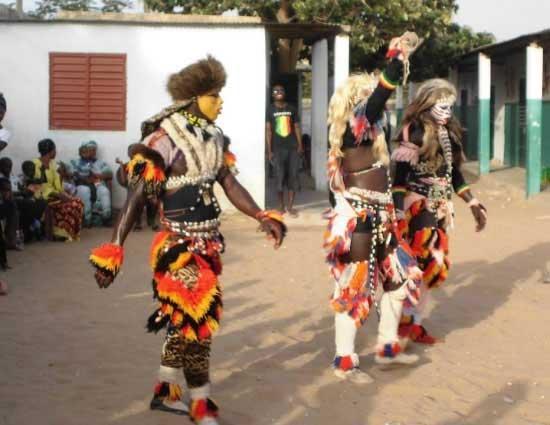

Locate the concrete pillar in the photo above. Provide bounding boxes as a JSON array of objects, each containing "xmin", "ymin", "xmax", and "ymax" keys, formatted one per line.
[
  {"xmin": 396, "ymin": 86, "xmax": 404, "ymax": 128},
  {"xmin": 478, "ymin": 53, "xmax": 492, "ymax": 175},
  {"xmin": 333, "ymin": 34, "xmax": 350, "ymax": 91},
  {"xmin": 526, "ymin": 43, "xmax": 543, "ymax": 197},
  {"xmin": 311, "ymin": 39, "xmax": 329, "ymax": 191}
]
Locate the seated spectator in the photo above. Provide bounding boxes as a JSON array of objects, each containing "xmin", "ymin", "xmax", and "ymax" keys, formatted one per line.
[
  {"xmin": 0, "ymin": 157, "xmax": 47, "ymax": 243},
  {"xmin": 0, "ymin": 178, "xmax": 15, "ymax": 267},
  {"xmin": 33, "ymin": 139, "xmax": 84, "ymax": 242},
  {"xmin": 115, "ymin": 143, "xmax": 159, "ymax": 231},
  {"xmin": 17, "ymin": 160, "xmax": 48, "ymax": 242},
  {"xmin": 70, "ymin": 141, "xmax": 113, "ymax": 227},
  {"xmin": 0, "ymin": 159, "xmax": 22, "ymax": 251}
]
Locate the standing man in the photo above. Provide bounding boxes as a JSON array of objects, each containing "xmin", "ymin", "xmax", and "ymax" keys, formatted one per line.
[{"xmin": 266, "ymin": 84, "xmax": 303, "ymax": 216}]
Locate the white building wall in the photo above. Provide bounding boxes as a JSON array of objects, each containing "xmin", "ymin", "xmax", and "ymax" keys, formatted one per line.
[{"xmin": 0, "ymin": 22, "xmax": 267, "ymax": 208}]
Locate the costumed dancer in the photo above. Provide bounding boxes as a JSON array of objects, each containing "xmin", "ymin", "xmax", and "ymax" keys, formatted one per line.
[
  {"xmin": 391, "ymin": 79, "xmax": 487, "ymax": 346},
  {"xmin": 90, "ymin": 56, "xmax": 286, "ymax": 425},
  {"xmin": 324, "ymin": 32, "xmax": 423, "ymax": 384}
]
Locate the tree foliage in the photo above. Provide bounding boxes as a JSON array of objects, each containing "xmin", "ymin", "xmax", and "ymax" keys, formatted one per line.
[
  {"xmin": 143, "ymin": 0, "xmax": 494, "ymax": 80},
  {"xmin": 31, "ymin": 0, "xmax": 131, "ymax": 18}
]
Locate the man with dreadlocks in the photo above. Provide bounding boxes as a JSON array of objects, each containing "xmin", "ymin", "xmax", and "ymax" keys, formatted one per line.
[
  {"xmin": 90, "ymin": 56, "xmax": 286, "ymax": 425},
  {"xmin": 391, "ymin": 79, "xmax": 487, "ymax": 347},
  {"xmin": 324, "ymin": 32, "xmax": 424, "ymax": 384}
]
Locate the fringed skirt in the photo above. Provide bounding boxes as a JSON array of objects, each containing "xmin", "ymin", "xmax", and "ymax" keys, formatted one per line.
[
  {"xmin": 323, "ymin": 190, "xmax": 394, "ymax": 327},
  {"xmin": 401, "ymin": 197, "xmax": 450, "ymax": 289},
  {"xmin": 147, "ymin": 230, "xmax": 225, "ymax": 342}
]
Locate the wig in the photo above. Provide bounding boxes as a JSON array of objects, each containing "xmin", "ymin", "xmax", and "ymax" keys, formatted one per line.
[
  {"xmin": 327, "ymin": 73, "xmax": 389, "ymax": 166},
  {"xmin": 167, "ymin": 55, "xmax": 227, "ymax": 101},
  {"xmin": 399, "ymin": 79, "xmax": 463, "ymax": 161}
]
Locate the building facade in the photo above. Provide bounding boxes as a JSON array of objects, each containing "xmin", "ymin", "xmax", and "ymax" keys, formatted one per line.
[
  {"xmin": 0, "ymin": 12, "xmax": 349, "ymax": 207},
  {"xmin": 452, "ymin": 30, "xmax": 550, "ymax": 197}
]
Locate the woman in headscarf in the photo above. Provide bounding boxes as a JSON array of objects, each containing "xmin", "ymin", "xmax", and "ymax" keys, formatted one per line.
[{"xmin": 32, "ymin": 139, "xmax": 84, "ymax": 241}]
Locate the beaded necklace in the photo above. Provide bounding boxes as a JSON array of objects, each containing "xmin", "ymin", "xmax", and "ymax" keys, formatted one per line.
[{"xmin": 180, "ymin": 110, "xmax": 208, "ymax": 129}]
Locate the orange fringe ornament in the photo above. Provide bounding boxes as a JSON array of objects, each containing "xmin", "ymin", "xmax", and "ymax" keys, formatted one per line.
[
  {"xmin": 150, "ymin": 231, "xmax": 171, "ymax": 270},
  {"xmin": 256, "ymin": 210, "xmax": 284, "ymax": 223},
  {"xmin": 155, "ymin": 260, "xmax": 219, "ymax": 323},
  {"xmin": 223, "ymin": 150, "xmax": 238, "ymax": 175},
  {"xmin": 126, "ymin": 153, "xmax": 166, "ymax": 196},
  {"xmin": 89, "ymin": 243, "xmax": 124, "ymax": 277},
  {"xmin": 190, "ymin": 398, "xmax": 219, "ymax": 422}
]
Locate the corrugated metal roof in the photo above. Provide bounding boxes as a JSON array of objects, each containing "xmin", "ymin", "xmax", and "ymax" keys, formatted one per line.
[{"xmin": 459, "ymin": 28, "xmax": 550, "ymax": 63}]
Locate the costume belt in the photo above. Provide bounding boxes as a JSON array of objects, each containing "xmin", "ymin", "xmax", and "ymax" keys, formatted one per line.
[
  {"xmin": 344, "ymin": 186, "xmax": 392, "ymax": 206},
  {"xmin": 161, "ymin": 217, "xmax": 221, "ymax": 238}
]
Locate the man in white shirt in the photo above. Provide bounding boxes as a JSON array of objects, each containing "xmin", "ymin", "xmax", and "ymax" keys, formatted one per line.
[{"xmin": 0, "ymin": 93, "xmax": 9, "ymax": 151}]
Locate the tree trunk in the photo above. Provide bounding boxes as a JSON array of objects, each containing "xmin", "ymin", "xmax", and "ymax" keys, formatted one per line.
[{"xmin": 276, "ymin": 0, "xmax": 302, "ymax": 74}]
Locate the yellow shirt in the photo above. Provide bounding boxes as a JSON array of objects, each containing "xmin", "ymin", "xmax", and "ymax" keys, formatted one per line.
[{"xmin": 32, "ymin": 158, "xmax": 63, "ymax": 200}]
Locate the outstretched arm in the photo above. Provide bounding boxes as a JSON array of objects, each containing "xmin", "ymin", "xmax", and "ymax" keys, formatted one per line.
[
  {"xmin": 217, "ymin": 170, "xmax": 285, "ymax": 248},
  {"xmin": 93, "ymin": 182, "xmax": 146, "ymax": 288},
  {"xmin": 90, "ymin": 144, "xmax": 166, "ymax": 288},
  {"xmin": 365, "ymin": 58, "xmax": 404, "ymax": 124}
]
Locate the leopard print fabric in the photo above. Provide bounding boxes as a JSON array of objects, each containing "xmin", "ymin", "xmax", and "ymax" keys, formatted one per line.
[{"xmin": 160, "ymin": 327, "xmax": 211, "ymax": 388}]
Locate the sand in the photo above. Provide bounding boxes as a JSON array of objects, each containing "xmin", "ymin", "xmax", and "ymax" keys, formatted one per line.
[{"xmin": 1, "ymin": 177, "xmax": 550, "ymax": 425}]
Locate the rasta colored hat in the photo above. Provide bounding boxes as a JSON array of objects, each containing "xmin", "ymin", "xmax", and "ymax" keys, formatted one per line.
[
  {"xmin": 38, "ymin": 138, "xmax": 56, "ymax": 156},
  {"xmin": 166, "ymin": 55, "xmax": 227, "ymax": 101}
]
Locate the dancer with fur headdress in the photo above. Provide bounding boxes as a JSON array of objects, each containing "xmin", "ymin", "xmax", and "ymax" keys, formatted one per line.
[
  {"xmin": 90, "ymin": 56, "xmax": 286, "ymax": 425},
  {"xmin": 324, "ymin": 32, "xmax": 424, "ymax": 384},
  {"xmin": 392, "ymin": 79, "xmax": 487, "ymax": 347}
]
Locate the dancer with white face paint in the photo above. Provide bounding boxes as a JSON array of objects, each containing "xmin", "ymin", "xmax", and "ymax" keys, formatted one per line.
[{"xmin": 391, "ymin": 79, "xmax": 487, "ymax": 348}]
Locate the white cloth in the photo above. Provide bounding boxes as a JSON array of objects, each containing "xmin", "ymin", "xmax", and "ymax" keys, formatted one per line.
[
  {"xmin": 377, "ymin": 285, "xmax": 408, "ymax": 348},
  {"xmin": 334, "ymin": 309, "xmax": 357, "ymax": 357},
  {"xmin": 0, "ymin": 128, "xmax": 11, "ymax": 143}
]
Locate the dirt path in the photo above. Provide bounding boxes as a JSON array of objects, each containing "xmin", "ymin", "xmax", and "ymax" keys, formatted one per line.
[{"xmin": 1, "ymin": 181, "xmax": 550, "ymax": 425}]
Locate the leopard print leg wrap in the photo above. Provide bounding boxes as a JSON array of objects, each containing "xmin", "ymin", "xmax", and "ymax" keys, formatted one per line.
[
  {"xmin": 182, "ymin": 339, "xmax": 211, "ymax": 389},
  {"xmin": 160, "ymin": 327, "xmax": 185, "ymax": 369}
]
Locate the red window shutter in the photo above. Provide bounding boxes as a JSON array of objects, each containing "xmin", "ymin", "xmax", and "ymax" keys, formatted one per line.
[{"xmin": 49, "ymin": 53, "xmax": 126, "ymax": 131}]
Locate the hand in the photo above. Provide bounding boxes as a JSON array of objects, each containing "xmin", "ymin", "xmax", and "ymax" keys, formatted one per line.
[
  {"xmin": 268, "ymin": 151, "xmax": 273, "ymax": 162},
  {"xmin": 115, "ymin": 158, "xmax": 124, "ymax": 165},
  {"xmin": 259, "ymin": 218, "xmax": 286, "ymax": 249},
  {"xmin": 470, "ymin": 203, "xmax": 487, "ymax": 232},
  {"xmin": 297, "ymin": 145, "xmax": 304, "ymax": 155},
  {"xmin": 54, "ymin": 191, "xmax": 71, "ymax": 202},
  {"xmin": 94, "ymin": 268, "xmax": 115, "ymax": 289}
]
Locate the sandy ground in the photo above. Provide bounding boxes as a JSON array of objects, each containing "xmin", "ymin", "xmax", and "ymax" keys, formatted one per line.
[{"xmin": 2, "ymin": 173, "xmax": 550, "ymax": 425}]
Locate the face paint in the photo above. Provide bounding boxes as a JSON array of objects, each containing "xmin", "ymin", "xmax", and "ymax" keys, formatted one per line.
[
  {"xmin": 430, "ymin": 97, "xmax": 455, "ymax": 125},
  {"xmin": 197, "ymin": 91, "xmax": 223, "ymax": 122}
]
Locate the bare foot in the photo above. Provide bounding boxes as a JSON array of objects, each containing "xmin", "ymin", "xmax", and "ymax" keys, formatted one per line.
[{"xmin": 286, "ymin": 208, "xmax": 299, "ymax": 217}]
